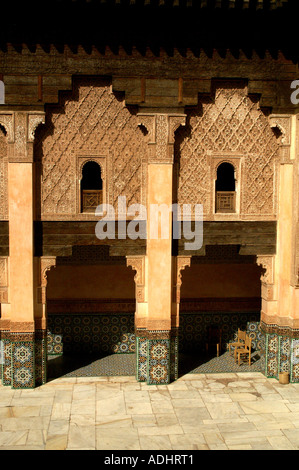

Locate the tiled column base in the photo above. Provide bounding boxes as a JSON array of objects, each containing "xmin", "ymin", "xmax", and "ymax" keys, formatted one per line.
[
  {"xmin": 136, "ymin": 329, "xmax": 178, "ymax": 385},
  {"xmin": 261, "ymin": 322, "xmax": 299, "ymax": 383},
  {"xmin": 1, "ymin": 330, "xmax": 12, "ymax": 386},
  {"xmin": 11, "ymin": 333, "xmax": 35, "ymax": 389},
  {"xmin": 0, "ymin": 331, "xmax": 39, "ymax": 389},
  {"xmin": 136, "ymin": 334, "xmax": 147, "ymax": 382}
]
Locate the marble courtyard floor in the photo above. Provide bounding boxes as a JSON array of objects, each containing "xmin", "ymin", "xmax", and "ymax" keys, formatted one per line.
[{"xmin": 1, "ymin": 372, "xmax": 299, "ymax": 450}]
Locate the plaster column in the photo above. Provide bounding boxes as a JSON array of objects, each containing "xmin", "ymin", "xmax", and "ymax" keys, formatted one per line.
[
  {"xmin": 0, "ymin": 111, "xmax": 45, "ymax": 388},
  {"xmin": 260, "ymin": 114, "xmax": 299, "ymax": 382},
  {"xmin": 136, "ymin": 113, "xmax": 186, "ymax": 384}
]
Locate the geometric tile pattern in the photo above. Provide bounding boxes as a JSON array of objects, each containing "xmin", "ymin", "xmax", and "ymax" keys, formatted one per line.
[
  {"xmin": 170, "ymin": 331, "xmax": 179, "ymax": 382},
  {"xmin": 6, "ymin": 313, "xmax": 299, "ymax": 387},
  {"xmin": 47, "ymin": 331, "xmax": 63, "ymax": 356},
  {"xmin": 48, "ymin": 312, "xmax": 261, "ymax": 359},
  {"xmin": 291, "ymin": 339, "xmax": 299, "ymax": 383},
  {"xmin": 10, "ymin": 333, "xmax": 35, "ymax": 389},
  {"xmin": 136, "ymin": 332, "xmax": 178, "ymax": 385},
  {"xmin": 48, "ymin": 353, "xmax": 136, "ymax": 379},
  {"xmin": 179, "ymin": 311, "xmax": 261, "ymax": 353},
  {"xmin": 279, "ymin": 335, "xmax": 291, "ymax": 374},
  {"xmin": 1, "ymin": 330, "xmax": 11, "ymax": 386},
  {"xmin": 147, "ymin": 339, "xmax": 170, "ymax": 385},
  {"xmin": 263, "ymin": 333, "xmax": 299, "ymax": 383},
  {"xmin": 259, "ymin": 326, "xmax": 266, "ymax": 374},
  {"xmin": 246, "ymin": 321, "xmax": 263, "ymax": 352},
  {"xmin": 265, "ymin": 333, "xmax": 279, "ymax": 378},
  {"xmin": 136, "ymin": 336, "xmax": 147, "ymax": 383},
  {"xmin": 47, "ymin": 313, "xmax": 135, "ymax": 355}
]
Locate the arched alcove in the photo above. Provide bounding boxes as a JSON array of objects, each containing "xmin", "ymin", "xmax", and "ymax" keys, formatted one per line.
[{"xmin": 45, "ymin": 245, "xmax": 137, "ymax": 379}]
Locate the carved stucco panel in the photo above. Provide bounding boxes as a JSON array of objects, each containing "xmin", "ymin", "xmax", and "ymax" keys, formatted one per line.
[
  {"xmin": 176, "ymin": 83, "xmax": 280, "ymax": 218},
  {"xmin": 257, "ymin": 255, "xmax": 275, "ymax": 285},
  {"xmin": 0, "ymin": 113, "xmax": 14, "ymax": 143},
  {"xmin": 38, "ymin": 257, "xmax": 57, "ymax": 304},
  {"xmin": 36, "ymin": 78, "xmax": 148, "ymax": 217},
  {"xmin": 27, "ymin": 113, "xmax": 46, "ymax": 142}
]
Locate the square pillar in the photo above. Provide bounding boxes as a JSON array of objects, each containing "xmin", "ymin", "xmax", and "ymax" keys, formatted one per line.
[
  {"xmin": 135, "ymin": 113, "xmax": 186, "ymax": 385},
  {"xmin": 11, "ymin": 332, "xmax": 35, "ymax": 389},
  {"xmin": 0, "ymin": 111, "xmax": 45, "ymax": 389}
]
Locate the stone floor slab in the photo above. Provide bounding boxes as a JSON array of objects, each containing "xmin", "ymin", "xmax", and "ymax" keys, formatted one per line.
[{"xmin": 0, "ymin": 371, "xmax": 298, "ymax": 450}]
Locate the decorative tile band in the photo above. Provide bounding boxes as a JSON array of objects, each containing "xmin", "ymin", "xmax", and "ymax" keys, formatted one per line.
[
  {"xmin": 179, "ymin": 311, "xmax": 261, "ymax": 353},
  {"xmin": 1, "ymin": 330, "xmax": 11, "ymax": 386},
  {"xmin": 5, "ymin": 312, "xmax": 299, "ymax": 388},
  {"xmin": 147, "ymin": 338, "xmax": 171, "ymax": 385},
  {"xmin": 262, "ymin": 332, "xmax": 299, "ymax": 383},
  {"xmin": 47, "ymin": 312, "xmax": 135, "ymax": 355},
  {"xmin": 170, "ymin": 333, "xmax": 179, "ymax": 382},
  {"xmin": 291, "ymin": 339, "xmax": 299, "ymax": 383},
  {"xmin": 35, "ymin": 330, "xmax": 47, "ymax": 386},
  {"xmin": 136, "ymin": 336, "xmax": 147, "ymax": 383},
  {"xmin": 136, "ymin": 330, "xmax": 178, "ymax": 385}
]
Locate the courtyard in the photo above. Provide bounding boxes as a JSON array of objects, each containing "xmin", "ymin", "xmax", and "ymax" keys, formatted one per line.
[{"xmin": 0, "ymin": 371, "xmax": 299, "ymax": 450}]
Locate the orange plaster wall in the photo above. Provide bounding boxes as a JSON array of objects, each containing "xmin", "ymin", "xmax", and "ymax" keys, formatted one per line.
[
  {"xmin": 46, "ymin": 265, "xmax": 135, "ymax": 300},
  {"xmin": 181, "ymin": 263, "xmax": 262, "ymax": 299}
]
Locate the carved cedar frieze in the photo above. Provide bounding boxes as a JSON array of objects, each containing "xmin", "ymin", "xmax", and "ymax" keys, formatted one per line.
[
  {"xmin": 176, "ymin": 82, "xmax": 280, "ymax": 218},
  {"xmin": 35, "ymin": 78, "xmax": 148, "ymax": 218}
]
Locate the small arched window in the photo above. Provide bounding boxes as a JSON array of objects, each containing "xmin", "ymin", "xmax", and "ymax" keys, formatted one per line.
[
  {"xmin": 215, "ymin": 162, "xmax": 236, "ymax": 213},
  {"xmin": 81, "ymin": 161, "xmax": 103, "ymax": 213}
]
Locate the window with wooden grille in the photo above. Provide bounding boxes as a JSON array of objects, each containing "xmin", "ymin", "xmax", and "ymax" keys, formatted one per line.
[
  {"xmin": 215, "ymin": 162, "xmax": 236, "ymax": 213},
  {"xmin": 80, "ymin": 161, "xmax": 103, "ymax": 213}
]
